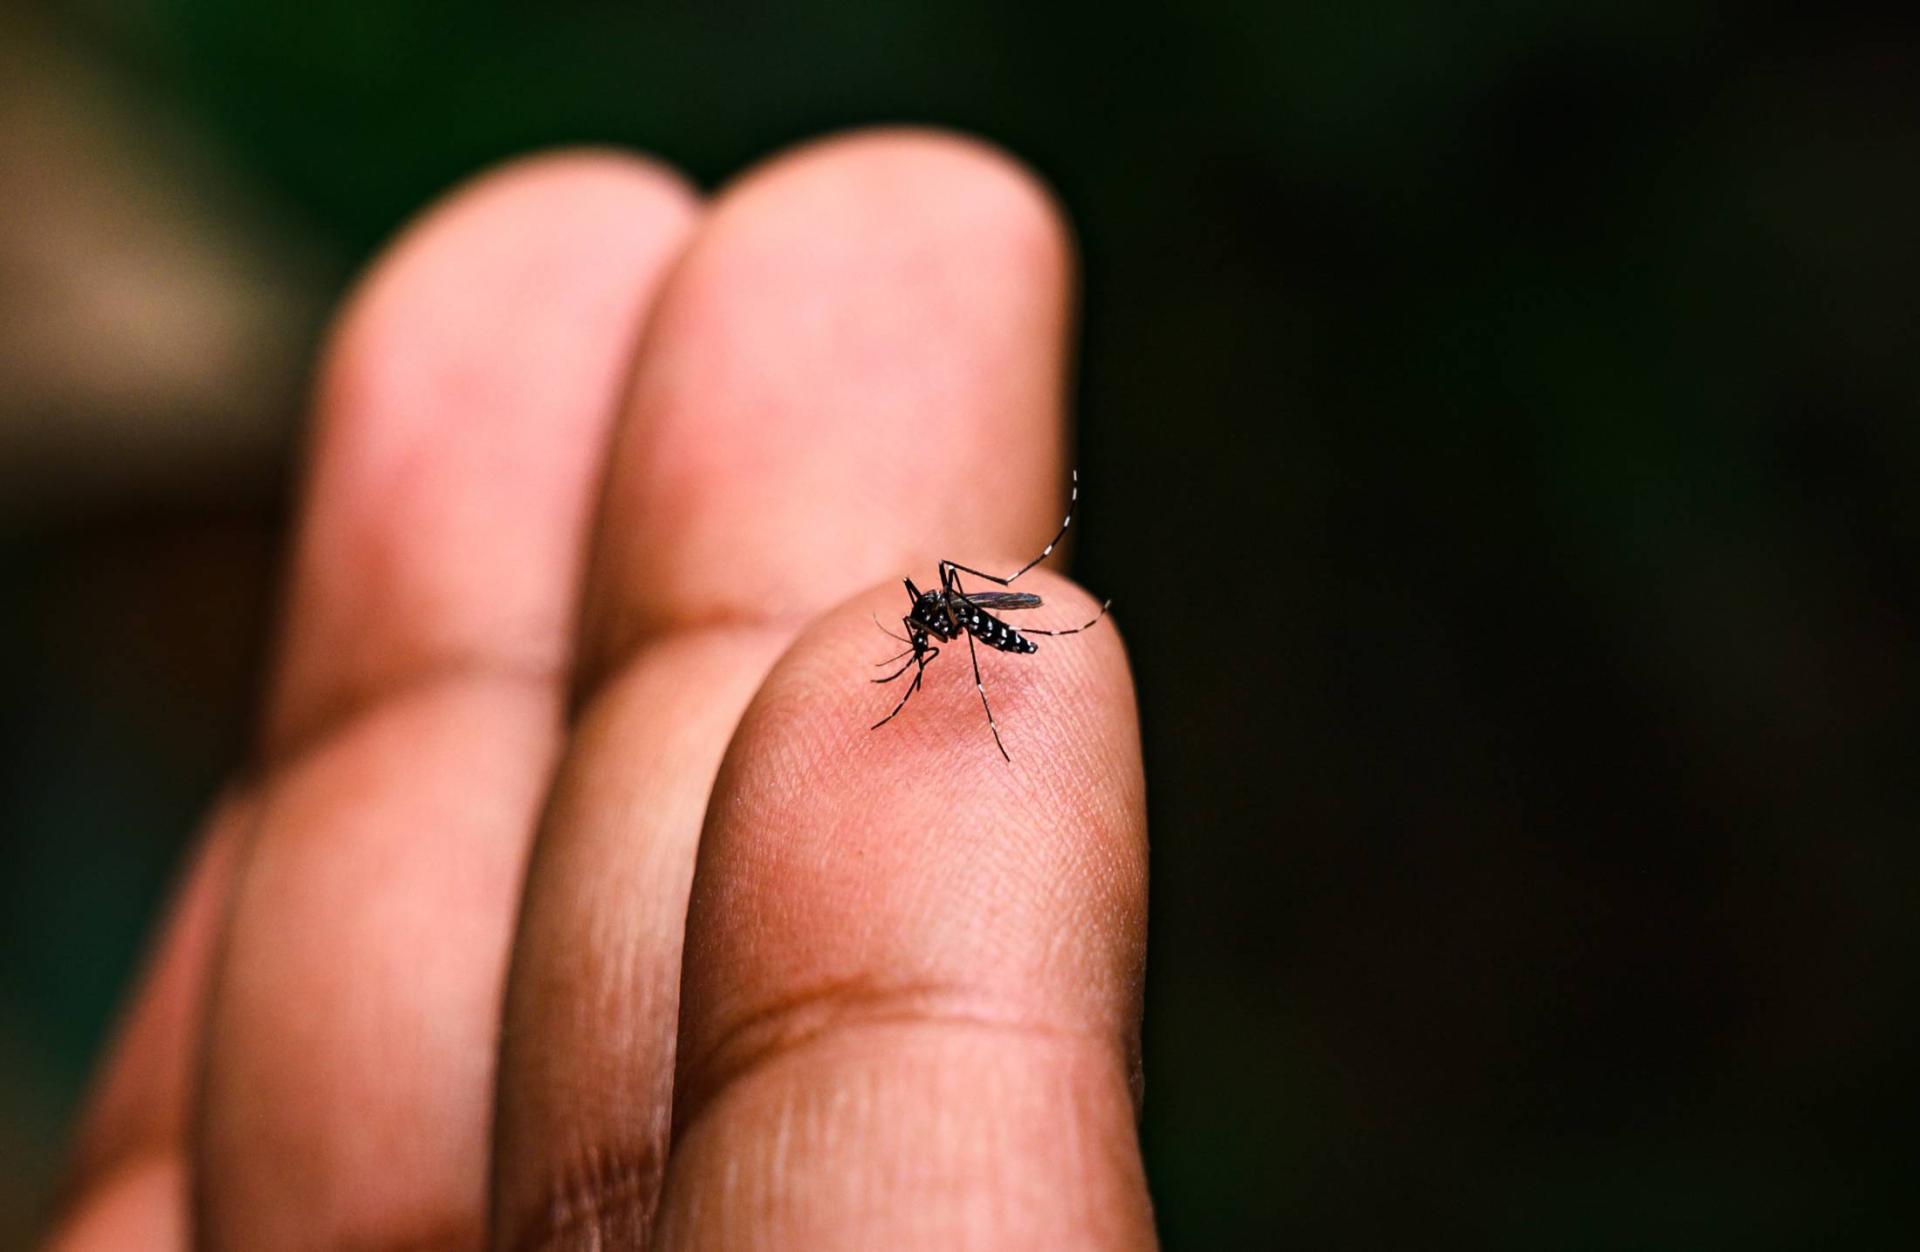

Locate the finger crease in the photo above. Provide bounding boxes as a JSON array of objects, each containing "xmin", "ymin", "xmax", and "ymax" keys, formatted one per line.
[
  {"xmin": 673, "ymin": 975, "xmax": 1111, "ymax": 1145},
  {"xmin": 262, "ymin": 656, "xmax": 564, "ymax": 773}
]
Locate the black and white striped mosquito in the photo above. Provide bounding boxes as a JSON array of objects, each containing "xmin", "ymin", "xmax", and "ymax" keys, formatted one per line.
[{"xmin": 870, "ymin": 470, "xmax": 1111, "ymax": 761}]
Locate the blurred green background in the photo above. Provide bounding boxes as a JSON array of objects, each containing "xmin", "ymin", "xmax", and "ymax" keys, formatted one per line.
[{"xmin": 4, "ymin": 0, "xmax": 1916, "ymax": 1245}]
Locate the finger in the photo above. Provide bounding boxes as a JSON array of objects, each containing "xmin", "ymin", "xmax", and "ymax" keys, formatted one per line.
[
  {"xmin": 264, "ymin": 150, "xmax": 698, "ymax": 756},
  {"xmin": 67, "ymin": 793, "xmax": 248, "ymax": 1182},
  {"xmin": 44, "ymin": 792, "xmax": 250, "ymax": 1248},
  {"xmin": 41, "ymin": 1157, "xmax": 187, "ymax": 1252},
  {"xmin": 193, "ymin": 152, "xmax": 699, "ymax": 1248},
  {"xmin": 491, "ymin": 129, "xmax": 1076, "ymax": 1247},
  {"xmin": 658, "ymin": 572, "xmax": 1151, "ymax": 1248}
]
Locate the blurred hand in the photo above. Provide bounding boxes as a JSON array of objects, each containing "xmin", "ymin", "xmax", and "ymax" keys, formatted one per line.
[{"xmin": 47, "ymin": 130, "xmax": 1150, "ymax": 1250}]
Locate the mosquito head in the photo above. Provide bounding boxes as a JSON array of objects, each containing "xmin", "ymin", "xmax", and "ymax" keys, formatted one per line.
[{"xmin": 902, "ymin": 581, "xmax": 956, "ymax": 640}]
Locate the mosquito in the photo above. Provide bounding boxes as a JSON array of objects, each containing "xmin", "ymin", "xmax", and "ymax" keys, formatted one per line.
[{"xmin": 870, "ymin": 470, "xmax": 1111, "ymax": 761}]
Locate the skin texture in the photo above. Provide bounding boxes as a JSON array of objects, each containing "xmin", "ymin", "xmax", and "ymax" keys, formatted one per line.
[{"xmin": 45, "ymin": 128, "xmax": 1152, "ymax": 1251}]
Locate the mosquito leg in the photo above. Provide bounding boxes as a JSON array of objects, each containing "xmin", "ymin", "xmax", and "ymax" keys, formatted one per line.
[
  {"xmin": 871, "ymin": 646, "xmax": 938, "ymax": 725},
  {"xmin": 871, "ymin": 665, "xmax": 923, "ymax": 727},
  {"xmin": 1022, "ymin": 598, "xmax": 1114, "ymax": 636},
  {"xmin": 943, "ymin": 570, "xmax": 973, "ymax": 632},
  {"xmin": 876, "ymin": 622, "xmax": 931, "ymax": 676},
  {"xmin": 874, "ymin": 618, "xmax": 920, "ymax": 671},
  {"xmin": 939, "ymin": 469, "xmax": 1080, "ymax": 590},
  {"xmin": 964, "ymin": 627, "xmax": 1011, "ymax": 763}
]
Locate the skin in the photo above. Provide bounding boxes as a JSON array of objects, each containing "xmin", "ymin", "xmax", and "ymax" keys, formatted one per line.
[{"xmin": 44, "ymin": 128, "xmax": 1152, "ymax": 1251}]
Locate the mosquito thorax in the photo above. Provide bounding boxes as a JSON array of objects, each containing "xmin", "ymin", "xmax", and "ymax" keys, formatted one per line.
[{"xmin": 911, "ymin": 592, "xmax": 955, "ymax": 638}]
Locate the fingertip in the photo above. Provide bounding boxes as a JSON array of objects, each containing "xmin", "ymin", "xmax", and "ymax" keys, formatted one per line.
[
  {"xmin": 714, "ymin": 124, "xmax": 1077, "ymax": 290},
  {"xmin": 320, "ymin": 148, "xmax": 700, "ymax": 412},
  {"xmin": 678, "ymin": 567, "xmax": 1147, "ymax": 1115},
  {"xmin": 271, "ymin": 147, "xmax": 701, "ymax": 751},
  {"xmin": 579, "ymin": 127, "xmax": 1081, "ymax": 656},
  {"xmin": 659, "ymin": 571, "xmax": 1152, "ymax": 1246}
]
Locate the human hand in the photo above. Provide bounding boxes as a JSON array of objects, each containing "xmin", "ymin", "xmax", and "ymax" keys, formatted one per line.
[{"xmin": 49, "ymin": 129, "xmax": 1151, "ymax": 1249}]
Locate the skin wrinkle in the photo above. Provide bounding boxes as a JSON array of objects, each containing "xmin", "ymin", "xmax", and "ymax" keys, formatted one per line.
[
  {"xmin": 670, "ymin": 974, "xmax": 1112, "ymax": 1142},
  {"xmin": 656, "ymin": 1028, "xmax": 1146, "ymax": 1250},
  {"xmin": 509, "ymin": 1139, "xmax": 659, "ymax": 1252},
  {"xmin": 499, "ymin": 1026, "xmax": 668, "ymax": 1244}
]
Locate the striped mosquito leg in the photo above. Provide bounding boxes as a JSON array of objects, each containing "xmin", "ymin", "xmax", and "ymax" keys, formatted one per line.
[
  {"xmin": 872, "ymin": 652, "xmax": 918, "ymax": 682},
  {"xmin": 940, "ymin": 468, "xmax": 1080, "ymax": 589},
  {"xmin": 871, "ymin": 648, "xmax": 936, "ymax": 727},
  {"xmin": 1023, "ymin": 598, "xmax": 1113, "ymax": 637},
  {"xmin": 964, "ymin": 628, "xmax": 1011, "ymax": 762}
]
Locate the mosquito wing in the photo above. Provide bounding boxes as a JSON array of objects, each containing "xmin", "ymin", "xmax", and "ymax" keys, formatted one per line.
[{"xmin": 956, "ymin": 591, "xmax": 1043, "ymax": 612}]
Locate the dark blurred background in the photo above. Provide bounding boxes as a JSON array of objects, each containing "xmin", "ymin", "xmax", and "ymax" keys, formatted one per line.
[{"xmin": 4, "ymin": 1, "xmax": 1917, "ymax": 1245}]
